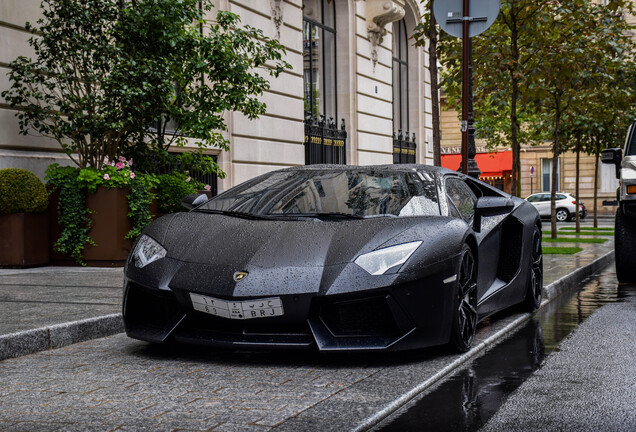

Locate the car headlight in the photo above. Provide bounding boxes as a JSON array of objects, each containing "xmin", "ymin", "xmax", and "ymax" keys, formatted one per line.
[
  {"xmin": 354, "ymin": 241, "xmax": 422, "ymax": 275},
  {"xmin": 133, "ymin": 235, "xmax": 166, "ymax": 268}
]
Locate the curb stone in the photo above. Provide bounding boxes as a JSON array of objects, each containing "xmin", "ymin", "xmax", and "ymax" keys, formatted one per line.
[{"xmin": 0, "ymin": 313, "xmax": 123, "ymax": 361}]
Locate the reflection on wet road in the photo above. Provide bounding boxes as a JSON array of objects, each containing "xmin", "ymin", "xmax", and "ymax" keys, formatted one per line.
[{"xmin": 374, "ymin": 266, "xmax": 634, "ymax": 431}]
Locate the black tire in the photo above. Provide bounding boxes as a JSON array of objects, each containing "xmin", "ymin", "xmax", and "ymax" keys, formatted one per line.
[
  {"xmin": 449, "ymin": 245, "xmax": 478, "ymax": 353},
  {"xmin": 523, "ymin": 227, "xmax": 543, "ymax": 311},
  {"xmin": 615, "ymin": 207, "xmax": 636, "ymax": 283},
  {"xmin": 555, "ymin": 208, "xmax": 570, "ymax": 222}
]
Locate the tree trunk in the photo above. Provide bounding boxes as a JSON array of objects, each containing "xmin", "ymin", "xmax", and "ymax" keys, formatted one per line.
[
  {"xmin": 511, "ymin": 81, "xmax": 520, "ymax": 197},
  {"xmin": 429, "ymin": 6, "xmax": 442, "ymax": 167},
  {"xmin": 550, "ymin": 96, "xmax": 561, "ymax": 240},
  {"xmin": 575, "ymin": 132, "xmax": 581, "ymax": 232},
  {"xmin": 509, "ymin": 7, "xmax": 521, "ymax": 197},
  {"xmin": 593, "ymin": 137, "xmax": 600, "ymax": 229}
]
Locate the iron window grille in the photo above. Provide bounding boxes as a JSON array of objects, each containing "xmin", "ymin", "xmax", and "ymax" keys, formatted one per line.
[
  {"xmin": 303, "ymin": 0, "xmax": 346, "ymax": 165},
  {"xmin": 392, "ymin": 18, "xmax": 416, "ymax": 164}
]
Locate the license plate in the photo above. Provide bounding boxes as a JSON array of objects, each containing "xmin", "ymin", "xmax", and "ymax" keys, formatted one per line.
[{"xmin": 190, "ymin": 293, "xmax": 284, "ymax": 320}]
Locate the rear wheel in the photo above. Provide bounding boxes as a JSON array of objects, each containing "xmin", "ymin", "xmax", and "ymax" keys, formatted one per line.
[
  {"xmin": 615, "ymin": 207, "xmax": 636, "ymax": 283},
  {"xmin": 523, "ymin": 227, "xmax": 543, "ymax": 311},
  {"xmin": 555, "ymin": 208, "xmax": 570, "ymax": 222},
  {"xmin": 450, "ymin": 245, "xmax": 478, "ymax": 353}
]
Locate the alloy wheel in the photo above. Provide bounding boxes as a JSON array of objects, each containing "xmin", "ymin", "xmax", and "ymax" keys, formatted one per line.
[
  {"xmin": 530, "ymin": 230, "xmax": 543, "ymax": 306},
  {"xmin": 457, "ymin": 250, "xmax": 478, "ymax": 348}
]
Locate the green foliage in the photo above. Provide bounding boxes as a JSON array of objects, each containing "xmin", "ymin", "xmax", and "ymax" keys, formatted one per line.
[
  {"xmin": 126, "ymin": 174, "xmax": 159, "ymax": 239},
  {"xmin": 0, "ymin": 168, "xmax": 48, "ymax": 214},
  {"xmin": 156, "ymin": 172, "xmax": 205, "ymax": 214},
  {"xmin": 46, "ymin": 161, "xmax": 156, "ymax": 264},
  {"xmin": 46, "ymin": 165, "xmax": 94, "ymax": 265},
  {"xmin": 116, "ymin": 0, "xmax": 292, "ymax": 176},
  {"xmin": 426, "ymin": 0, "xmax": 636, "ymax": 199},
  {"xmin": 2, "ymin": 0, "xmax": 290, "ymax": 176},
  {"xmin": 1, "ymin": 0, "xmax": 132, "ymax": 169}
]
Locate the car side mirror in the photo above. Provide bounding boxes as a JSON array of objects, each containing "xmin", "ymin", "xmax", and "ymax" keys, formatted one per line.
[
  {"xmin": 473, "ymin": 196, "xmax": 514, "ymax": 233},
  {"xmin": 601, "ymin": 148, "xmax": 622, "ymax": 179},
  {"xmin": 181, "ymin": 193, "xmax": 208, "ymax": 210}
]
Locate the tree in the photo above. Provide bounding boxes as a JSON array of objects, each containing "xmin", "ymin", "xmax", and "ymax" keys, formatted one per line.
[
  {"xmin": 2, "ymin": 0, "xmax": 290, "ymax": 175},
  {"xmin": 2, "ymin": 0, "xmax": 131, "ymax": 168},
  {"xmin": 415, "ymin": 1, "xmax": 442, "ymax": 166},
  {"xmin": 528, "ymin": 0, "xmax": 635, "ymax": 237},
  {"xmin": 116, "ymin": 0, "xmax": 291, "ymax": 175},
  {"xmin": 428, "ymin": 0, "xmax": 543, "ymax": 196}
]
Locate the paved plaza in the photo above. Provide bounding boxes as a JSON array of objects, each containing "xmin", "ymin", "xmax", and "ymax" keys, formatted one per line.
[{"xmin": 0, "ymin": 222, "xmax": 618, "ymax": 431}]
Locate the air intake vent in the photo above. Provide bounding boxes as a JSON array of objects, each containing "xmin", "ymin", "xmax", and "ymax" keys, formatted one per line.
[{"xmin": 497, "ymin": 217, "xmax": 523, "ymax": 283}]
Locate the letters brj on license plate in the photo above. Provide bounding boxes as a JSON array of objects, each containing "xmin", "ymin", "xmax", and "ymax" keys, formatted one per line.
[{"xmin": 190, "ymin": 293, "xmax": 284, "ymax": 320}]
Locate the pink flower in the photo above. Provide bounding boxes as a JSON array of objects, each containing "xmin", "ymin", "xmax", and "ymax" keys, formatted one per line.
[
  {"xmin": 103, "ymin": 174, "xmax": 110, "ymax": 180},
  {"xmin": 127, "ymin": 158, "xmax": 133, "ymax": 166},
  {"xmin": 130, "ymin": 172, "xmax": 135, "ymax": 179},
  {"xmin": 118, "ymin": 156, "xmax": 126, "ymax": 162},
  {"xmin": 115, "ymin": 162, "xmax": 124, "ymax": 170},
  {"xmin": 185, "ymin": 176, "xmax": 191, "ymax": 183},
  {"xmin": 204, "ymin": 184, "xmax": 211, "ymax": 191}
]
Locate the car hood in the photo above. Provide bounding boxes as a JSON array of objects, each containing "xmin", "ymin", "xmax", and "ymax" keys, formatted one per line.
[
  {"xmin": 132, "ymin": 211, "xmax": 464, "ymax": 297},
  {"xmin": 159, "ymin": 211, "xmax": 423, "ymax": 267}
]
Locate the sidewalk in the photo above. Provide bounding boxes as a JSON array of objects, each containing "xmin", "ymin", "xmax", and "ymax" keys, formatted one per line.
[{"xmin": 0, "ymin": 221, "xmax": 615, "ymax": 362}]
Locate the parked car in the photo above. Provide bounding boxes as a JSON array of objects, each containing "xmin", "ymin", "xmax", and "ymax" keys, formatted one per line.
[
  {"xmin": 123, "ymin": 165, "xmax": 543, "ymax": 353},
  {"xmin": 525, "ymin": 192, "xmax": 586, "ymax": 222},
  {"xmin": 601, "ymin": 119, "xmax": 636, "ymax": 283}
]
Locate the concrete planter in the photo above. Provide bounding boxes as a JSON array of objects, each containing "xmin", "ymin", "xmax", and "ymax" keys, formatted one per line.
[
  {"xmin": 49, "ymin": 187, "xmax": 133, "ymax": 266},
  {"xmin": 0, "ymin": 212, "xmax": 50, "ymax": 268}
]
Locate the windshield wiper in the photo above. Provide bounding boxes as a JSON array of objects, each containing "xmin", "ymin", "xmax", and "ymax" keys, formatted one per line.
[
  {"xmin": 194, "ymin": 209, "xmax": 275, "ymax": 220},
  {"xmin": 272, "ymin": 212, "xmax": 367, "ymax": 219}
]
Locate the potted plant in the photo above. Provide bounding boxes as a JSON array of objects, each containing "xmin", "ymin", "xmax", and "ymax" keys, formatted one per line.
[
  {"xmin": 46, "ymin": 159, "xmax": 157, "ymax": 266},
  {"xmin": 0, "ymin": 168, "xmax": 49, "ymax": 267}
]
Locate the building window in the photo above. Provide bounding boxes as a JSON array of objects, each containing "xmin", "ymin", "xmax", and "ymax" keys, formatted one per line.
[
  {"xmin": 392, "ymin": 19, "xmax": 415, "ymax": 164},
  {"xmin": 303, "ymin": 0, "xmax": 345, "ymax": 164},
  {"xmin": 541, "ymin": 158, "xmax": 559, "ymax": 192}
]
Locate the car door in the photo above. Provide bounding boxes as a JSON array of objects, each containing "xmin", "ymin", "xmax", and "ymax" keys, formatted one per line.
[{"xmin": 534, "ymin": 194, "xmax": 550, "ymax": 217}]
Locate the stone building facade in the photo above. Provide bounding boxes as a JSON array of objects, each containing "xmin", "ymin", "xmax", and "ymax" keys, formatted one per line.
[{"xmin": 0, "ymin": 0, "xmax": 434, "ymax": 194}]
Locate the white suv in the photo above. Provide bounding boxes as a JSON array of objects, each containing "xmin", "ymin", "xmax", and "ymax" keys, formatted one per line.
[
  {"xmin": 525, "ymin": 192, "xmax": 586, "ymax": 222},
  {"xmin": 601, "ymin": 119, "xmax": 636, "ymax": 283}
]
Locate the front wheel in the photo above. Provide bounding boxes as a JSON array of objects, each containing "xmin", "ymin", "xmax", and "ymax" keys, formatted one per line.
[
  {"xmin": 615, "ymin": 207, "xmax": 636, "ymax": 283},
  {"xmin": 449, "ymin": 245, "xmax": 478, "ymax": 353},
  {"xmin": 523, "ymin": 227, "xmax": 543, "ymax": 311}
]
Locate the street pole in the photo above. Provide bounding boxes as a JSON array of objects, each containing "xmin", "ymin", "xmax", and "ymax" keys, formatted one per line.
[
  {"xmin": 434, "ymin": 0, "xmax": 498, "ymax": 178},
  {"xmin": 461, "ymin": 0, "xmax": 469, "ymax": 175},
  {"xmin": 460, "ymin": 0, "xmax": 481, "ymax": 178},
  {"xmin": 467, "ymin": 38, "xmax": 481, "ymax": 178}
]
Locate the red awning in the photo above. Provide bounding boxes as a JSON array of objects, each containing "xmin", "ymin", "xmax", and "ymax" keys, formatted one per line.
[{"xmin": 441, "ymin": 151, "xmax": 512, "ymax": 179}]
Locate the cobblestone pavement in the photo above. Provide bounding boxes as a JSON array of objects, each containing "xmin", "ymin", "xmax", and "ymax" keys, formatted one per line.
[
  {"xmin": 0, "ymin": 220, "xmax": 616, "ymax": 431},
  {"xmin": 0, "ymin": 333, "xmax": 454, "ymax": 431}
]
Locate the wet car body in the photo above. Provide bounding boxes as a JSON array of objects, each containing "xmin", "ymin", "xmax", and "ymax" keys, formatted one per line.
[{"xmin": 123, "ymin": 165, "xmax": 542, "ymax": 352}]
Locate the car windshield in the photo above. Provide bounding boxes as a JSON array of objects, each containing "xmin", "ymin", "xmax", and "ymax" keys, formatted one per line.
[
  {"xmin": 627, "ymin": 123, "xmax": 636, "ymax": 156},
  {"xmin": 196, "ymin": 169, "xmax": 440, "ymax": 218}
]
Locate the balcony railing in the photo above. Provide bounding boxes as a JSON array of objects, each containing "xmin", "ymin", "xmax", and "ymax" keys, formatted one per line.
[
  {"xmin": 393, "ymin": 130, "xmax": 416, "ymax": 164},
  {"xmin": 304, "ymin": 113, "xmax": 347, "ymax": 165}
]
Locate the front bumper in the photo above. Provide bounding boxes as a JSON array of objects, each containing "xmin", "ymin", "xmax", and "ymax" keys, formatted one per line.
[{"xmin": 123, "ymin": 258, "xmax": 457, "ymax": 352}]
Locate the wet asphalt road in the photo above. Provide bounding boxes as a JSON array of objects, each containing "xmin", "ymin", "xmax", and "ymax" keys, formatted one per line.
[{"xmin": 481, "ymin": 279, "xmax": 636, "ymax": 432}]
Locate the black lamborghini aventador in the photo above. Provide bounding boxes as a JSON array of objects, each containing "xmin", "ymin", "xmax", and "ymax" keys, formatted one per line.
[{"xmin": 123, "ymin": 165, "xmax": 543, "ymax": 352}]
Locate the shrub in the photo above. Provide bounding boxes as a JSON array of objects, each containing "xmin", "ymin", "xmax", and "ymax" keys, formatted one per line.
[
  {"xmin": 0, "ymin": 168, "xmax": 48, "ymax": 214},
  {"xmin": 157, "ymin": 172, "xmax": 205, "ymax": 214}
]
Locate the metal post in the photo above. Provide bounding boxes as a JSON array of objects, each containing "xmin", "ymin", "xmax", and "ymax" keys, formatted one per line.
[
  {"xmin": 467, "ymin": 38, "xmax": 481, "ymax": 178},
  {"xmin": 461, "ymin": 0, "xmax": 469, "ymax": 175}
]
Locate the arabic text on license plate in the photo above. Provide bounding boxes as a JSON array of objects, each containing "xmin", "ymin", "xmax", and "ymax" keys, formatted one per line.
[{"xmin": 190, "ymin": 293, "xmax": 284, "ymax": 320}]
